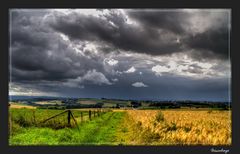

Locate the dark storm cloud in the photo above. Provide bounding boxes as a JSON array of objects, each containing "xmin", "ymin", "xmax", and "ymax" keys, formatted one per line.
[
  {"xmin": 127, "ymin": 10, "xmax": 189, "ymax": 34},
  {"xmin": 10, "ymin": 10, "xmax": 107, "ymax": 83},
  {"xmin": 11, "ymin": 29, "xmax": 50, "ymax": 48},
  {"xmin": 50, "ymin": 13, "xmax": 115, "ymax": 41},
  {"xmin": 127, "ymin": 9, "xmax": 230, "ymax": 59},
  {"xmin": 49, "ymin": 10, "xmax": 183, "ymax": 56},
  {"xmin": 184, "ymin": 27, "xmax": 229, "ymax": 60},
  {"xmin": 48, "ymin": 9, "xmax": 230, "ymax": 59},
  {"xmin": 9, "ymin": 9, "xmax": 231, "ymax": 101}
]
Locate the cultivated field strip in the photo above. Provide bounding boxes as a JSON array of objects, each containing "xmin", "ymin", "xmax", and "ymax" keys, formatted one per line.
[{"xmin": 120, "ymin": 110, "xmax": 231, "ymax": 145}]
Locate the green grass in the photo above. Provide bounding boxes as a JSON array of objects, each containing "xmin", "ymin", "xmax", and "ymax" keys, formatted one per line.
[
  {"xmin": 9, "ymin": 111, "xmax": 126, "ymax": 145},
  {"xmin": 10, "ymin": 108, "xmax": 96, "ymax": 129}
]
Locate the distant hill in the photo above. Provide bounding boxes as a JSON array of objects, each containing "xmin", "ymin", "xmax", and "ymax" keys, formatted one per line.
[{"xmin": 9, "ymin": 95, "xmax": 60, "ymax": 101}]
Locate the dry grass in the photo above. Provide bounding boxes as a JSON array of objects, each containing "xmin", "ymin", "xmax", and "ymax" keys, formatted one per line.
[
  {"xmin": 34, "ymin": 101, "xmax": 62, "ymax": 105},
  {"xmin": 118, "ymin": 110, "xmax": 231, "ymax": 145},
  {"xmin": 78, "ymin": 101, "xmax": 97, "ymax": 105},
  {"xmin": 9, "ymin": 104, "xmax": 36, "ymax": 109},
  {"xmin": 34, "ymin": 101, "xmax": 51, "ymax": 105}
]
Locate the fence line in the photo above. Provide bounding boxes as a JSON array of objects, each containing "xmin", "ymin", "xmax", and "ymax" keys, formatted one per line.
[
  {"xmin": 41, "ymin": 110, "xmax": 69, "ymax": 124},
  {"xmin": 40, "ymin": 109, "xmax": 107, "ymax": 127},
  {"xmin": 69, "ymin": 111, "xmax": 79, "ymax": 131},
  {"xmin": 9, "ymin": 104, "xmax": 12, "ymax": 136},
  {"xmin": 9, "ymin": 108, "xmax": 111, "ymax": 135}
]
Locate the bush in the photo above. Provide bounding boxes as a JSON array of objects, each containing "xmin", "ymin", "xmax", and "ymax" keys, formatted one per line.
[
  {"xmin": 155, "ymin": 111, "xmax": 165, "ymax": 122},
  {"xmin": 207, "ymin": 110, "xmax": 213, "ymax": 114},
  {"xmin": 183, "ymin": 126, "xmax": 191, "ymax": 132},
  {"xmin": 166, "ymin": 122, "xmax": 177, "ymax": 131}
]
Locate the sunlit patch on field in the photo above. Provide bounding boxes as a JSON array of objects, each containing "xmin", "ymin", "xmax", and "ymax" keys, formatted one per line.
[
  {"xmin": 117, "ymin": 110, "xmax": 231, "ymax": 145},
  {"xmin": 9, "ymin": 104, "xmax": 36, "ymax": 109}
]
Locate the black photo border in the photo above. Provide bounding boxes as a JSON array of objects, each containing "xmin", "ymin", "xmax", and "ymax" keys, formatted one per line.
[{"xmin": 0, "ymin": 0, "xmax": 239, "ymax": 154}]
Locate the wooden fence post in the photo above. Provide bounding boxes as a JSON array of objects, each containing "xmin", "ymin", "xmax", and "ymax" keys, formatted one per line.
[
  {"xmin": 94, "ymin": 110, "xmax": 96, "ymax": 117},
  {"xmin": 89, "ymin": 110, "xmax": 91, "ymax": 121},
  {"xmin": 69, "ymin": 111, "xmax": 79, "ymax": 131},
  {"xmin": 9, "ymin": 108, "xmax": 12, "ymax": 137},
  {"xmin": 67, "ymin": 110, "xmax": 71, "ymax": 126}
]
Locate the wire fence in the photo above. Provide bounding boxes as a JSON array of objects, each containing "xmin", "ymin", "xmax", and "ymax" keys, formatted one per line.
[{"xmin": 8, "ymin": 107, "xmax": 111, "ymax": 136}]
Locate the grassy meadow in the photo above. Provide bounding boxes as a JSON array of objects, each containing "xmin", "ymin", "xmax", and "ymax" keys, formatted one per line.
[{"xmin": 9, "ymin": 107, "xmax": 231, "ymax": 146}]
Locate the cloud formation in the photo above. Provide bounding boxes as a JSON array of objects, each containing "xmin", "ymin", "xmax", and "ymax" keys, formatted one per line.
[
  {"xmin": 9, "ymin": 9, "xmax": 231, "ymax": 101},
  {"xmin": 125, "ymin": 66, "xmax": 136, "ymax": 73},
  {"xmin": 132, "ymin": 82, "xmax": 148, "ymax": 88}
]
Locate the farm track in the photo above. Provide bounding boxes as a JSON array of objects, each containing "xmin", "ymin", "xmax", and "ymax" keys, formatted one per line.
[
  {"xmin": 9, "ymin": 111, "xmax": 126, "ymax": 145},
  {"xmin": 77, "ymin": 112, "xmax": 121, "ymax": 144}
]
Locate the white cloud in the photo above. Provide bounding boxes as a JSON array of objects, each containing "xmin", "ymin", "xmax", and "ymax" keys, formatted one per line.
[
  {"xmin": 60, "ymin": 33, "xmax": 70, "ymax": 41},
  {"xmin": 82, "ymin": 69, "xmax": 112, "ymax": 85},
  {"xmin": 168, "ymin": 61, "xmax": 177, "ymax": 69},
  {"xmin": 132, "ymin": 82, "xmax": 148, "ymax": 88},
  {"xmin": 125, "ymin": 66, "xmax": 136, "ymax": 73},
  {"xmin": 112, "ymin": 78, "xmax": 119, "ymax": 82},
  {"xmin": 115, "ymin": 70, "xmax": 123, "ymax": 75},
  {"xmin": 9, "ymin": 83, "xmax": 55, "ymax": 96},
  {"xmin": 197, "ymin": 63, "xmax": 212, "ymax": 69},
  {"xmin": 65, "ymin": 69, "xmax": 112, "ymax": 87},
  {"xmin": 84, "ymin": 43, "xmax": 98, "ymax": 54},
  {"xmin": 62, "ymin": 77, "xmax": 85, "ymax": 88},
  {"xmin": 150, "ymin": 52, "xmax": 226, "ymax": 79},
  {"xmin": 53, "ymin": 9, "xmax": 103, "ymax": 17},
  {"xmin": 104, "ymin": 58, "xmax": 119, "ymax": 66},
  {"xmin": 151, "ymin": 65, "xmax": 170, "ymax": 76}
]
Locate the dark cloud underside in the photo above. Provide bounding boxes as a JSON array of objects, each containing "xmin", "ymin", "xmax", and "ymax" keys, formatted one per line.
[{"xmin": 9, "ymin": 9, "xmax": 231, "ymax": 101}]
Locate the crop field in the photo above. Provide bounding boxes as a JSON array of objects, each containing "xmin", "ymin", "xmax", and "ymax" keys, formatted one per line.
[
  {"xmin": 9, "ymin": 104, "xmax": 37, "ymax": 109},
  {"xmin": 116, "ymin": 110, "xmax": 231, "ymax": 145},
  {"xmin": 9, "ymin": 108, "xmax": 231, "ymax": 146}
]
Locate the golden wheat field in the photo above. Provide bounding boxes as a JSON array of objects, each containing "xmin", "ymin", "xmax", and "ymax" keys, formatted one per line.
[{"xmin": 116, "ymin": 110, "xmax": 231, "ymax": 145}]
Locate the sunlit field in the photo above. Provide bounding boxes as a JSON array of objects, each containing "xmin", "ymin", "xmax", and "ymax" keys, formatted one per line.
[
  {"xmin": 9, "ymin": 107, "xmax": 231, "ymax": 145},
  {"xmin": 116, "ymin": 110, "xmax": 231, "ymax": 145}
]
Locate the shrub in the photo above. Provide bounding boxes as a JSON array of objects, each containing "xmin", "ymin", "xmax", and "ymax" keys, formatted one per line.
[
  {"xmin": 207, "ymin": 110, "xmax": 213, "ymax": 114},
  {"xmin": 183, "ymin": 126, "xmax": 191, "ymax": 132},
  {"xmin": 155, "ymin": 111, "xmax": 165, "ymax": 122},
  {"xmin": 167, "ymin": 122, "xmax": 177, "ymax": 131}
]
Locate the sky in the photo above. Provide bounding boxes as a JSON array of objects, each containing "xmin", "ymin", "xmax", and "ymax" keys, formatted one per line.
[{"xmin": 9, "ymin": 9, "xmax": 231, "ymax": 101}]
